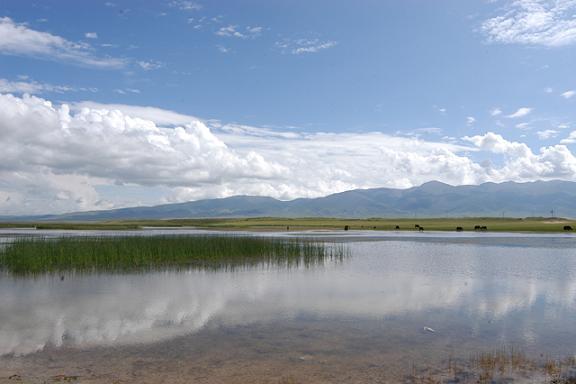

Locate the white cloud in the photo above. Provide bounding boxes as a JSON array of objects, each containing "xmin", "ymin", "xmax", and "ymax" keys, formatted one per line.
[
  {"xmin": 507, "ymin": 107, "xmax": 532, "ymax": 118},
  {"xmin": 467, "ymin": 116, "xmax": 476, "ymax": 126},
  {"xmin": 536, "ymin": 129, "xmax": 558, "ymax": 139},
  {"xmin": 413, "ymin": 127, "xmax": 443, "ymax": 135},
  {"xmin": 137, "ymin": 60, "xmax": 164, "ymax": 70},
  {"xmin": 85, "ymin": 32, "xmax": 98, "ymax": 39},
  {"xmin": 465, "ymin": 132, "xmax": 576, "ymax": 179},
  {"xmin": 0, "ymin": 94, "xmax": 287, "ymax": 214},
  {"xmin": 2, "ymin": 94, "xmax": 576, "ymax": 214},
  {"xmin": 215, "ymin": 25, "xmax": 262, "ymax": 39},
  {"xmin": 169, "ymin": 0, "xmax": 202, "ymax": 11},
  {"xmin": 482, "ymin": 0, "xmax": 576, "ymax": 47},
  {"xmin": 561, "ymin": 131, "xmax": 576, "ymax": 144},
  {"xmin": 0, "ymin": 78, "xmax": 76, "ymax": 94},
  {"xmin": 275, "ymin": 38, "xmax": 338, "ymax": 55},
  {"xmin": 516, "ymin": 122, "xmax": 530, "ymax": 130},
  {"xmin": 216, "ymin": 45, "xmax": 230, "ymax": 53},
  {"xmin": 114, "ymin": 88, "xmax": 140, "ymax": 95},
  {"xmin": 0, "ymin": 17, "xmax": 125, "ymax": 68},
  {"xmin": 71, "ymin": 101, "xmax": 199, "ymax": 126},
  {"xmin": 562, "ymin": 90, "xmax": 575, "ymax": 99},
  {"xmin": 490, "ymin": 107, "xmax": 502, "ymax": 116}
]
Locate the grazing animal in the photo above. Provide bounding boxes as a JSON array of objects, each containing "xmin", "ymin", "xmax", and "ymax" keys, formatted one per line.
[
  {"xmin": 418, "ymin": 226, "xmax": 424, "ymax": 232},
  {"xmin": 456, "ymin": 226, "xmax": 463, "ymax": 232},
  {"xmin": 564, "ymin": 225, "xmax": 573, "ymax": 231},
  {"xmin": 415, "ymin": 224, "xmax": 420, "ymax": 228},
  {"xmin": 395, "ymin": 225, "xmax": 400, "ymax": 230},
  {"xmin": 481, "ymin": 226, "xmax": 487, "ymax": 231},
  {"xmin": 474, "ymin": 225, "xmax": 481, "ymax": 231},
  {"xmin": 344, "ymin": 225, "xmax": 350, "ymax": 231}
]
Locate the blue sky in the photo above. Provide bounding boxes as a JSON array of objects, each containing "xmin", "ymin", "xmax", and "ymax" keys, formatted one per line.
[{"xmin": 1, "ymin": 0, "xmax": 576, "ymax": 214}]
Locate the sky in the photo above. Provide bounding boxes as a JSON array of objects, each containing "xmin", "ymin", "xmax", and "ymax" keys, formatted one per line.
[{"xmin": 1, "ymin": 0, "xmax": 576, "ymax": 215}]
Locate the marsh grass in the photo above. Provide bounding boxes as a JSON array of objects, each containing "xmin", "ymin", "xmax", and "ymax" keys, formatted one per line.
[
  {"xmin": 0, "ymin": 235, "xmax": 346, "ymax": 275},
  {"xmin": 408, "ymin": 349, "xmax": 576, "ymax": 384}
]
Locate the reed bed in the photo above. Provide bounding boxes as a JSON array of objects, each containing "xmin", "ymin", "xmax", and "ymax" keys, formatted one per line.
[{"xmin": 0, "ymin": 235, "xmax": 347, "ymax": 275}]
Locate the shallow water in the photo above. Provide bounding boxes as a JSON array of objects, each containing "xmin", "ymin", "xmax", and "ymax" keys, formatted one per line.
[{"xmin": 1, "ymin": 230, "xmax": 575, "ymax": 382}]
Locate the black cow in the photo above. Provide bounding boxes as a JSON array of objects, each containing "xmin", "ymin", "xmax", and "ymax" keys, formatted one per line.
[
  {"xmin": 456, "ymin": 226, "xmax": 463, "ymax": 232},
  {"xmin": 564, "ymin": 225, "xmax": 573, "ymax": 231},
  {"xmin": 395, "ymin": 225, "xmax": 400, "ymax": 230}
]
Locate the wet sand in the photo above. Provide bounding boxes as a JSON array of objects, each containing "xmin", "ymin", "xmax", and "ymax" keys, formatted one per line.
[
  {"xmin": 0, "ymin": 317, "xmax": 471, "ymax": 383},
  {"xmin": 3, "ymin": 316, "xmax": 573, "ymax": 384}
]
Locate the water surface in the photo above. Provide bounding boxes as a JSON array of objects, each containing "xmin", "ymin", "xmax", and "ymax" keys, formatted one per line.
[{"xmin": 1, "ymin": 231, "xmax": 575, "ymax": 382}]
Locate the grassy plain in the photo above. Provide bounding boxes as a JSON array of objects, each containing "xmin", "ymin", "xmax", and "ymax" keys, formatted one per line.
[{"xmin": 0, "ymin": 217, "xmax": 574, "ymax": 232}]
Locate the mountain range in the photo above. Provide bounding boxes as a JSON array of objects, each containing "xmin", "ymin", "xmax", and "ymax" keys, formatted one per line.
[{"xmin": 3, "ymin": 180, "xmax": 576, "ymax": 221}]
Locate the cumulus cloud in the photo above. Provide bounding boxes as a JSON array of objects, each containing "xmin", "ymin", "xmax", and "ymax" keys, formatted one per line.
[
  {"xmin": 71, "ymin": 101, "xmax": 200, "ymax": 126},
  {"xmin": 0, "ymin": 17, "xmax": 125, "ymax": 68},
  {"xmin": 490, "ymin": 107, "xmax": 502, "ymax": 116},
  {"xmin": 507, "ymin": 107, "xmax": 532, "ymax": 118},
  {"xmin": 275, "ymin": 38, "xmax": 338, "ymax": 55},
  {"xmin": 0, "ymin": 93, "xmax": 285, "ymax": 214},
  {"xmin": 561, "ymin": 131, "xmax": 576, "ymax": 144},
  {"xmin": 465, "ymin": 132, "xmax": 576, "ymax": 180},
  {"xmin": 562, "ymin": 90, "xmax": 575, "ymax": 99},
  {"xmin": 2, "ymin": 93, "xmax": 576, "ymax": 215},
  {"xmin": 84, "ymin": 32, "xmax": 98, "ymax": 39},
  {"xmin": 467, "ymin": 116, "xmax": 476, "ymax": 126},
  {"xmin": 482, "ymin": 0, "xmax": 576, "ymax": 47}
]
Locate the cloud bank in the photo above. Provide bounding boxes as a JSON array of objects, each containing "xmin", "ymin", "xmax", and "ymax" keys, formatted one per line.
[{"xmin": 1, "ymin": 93, "xmax": 576, "ymax": 215}]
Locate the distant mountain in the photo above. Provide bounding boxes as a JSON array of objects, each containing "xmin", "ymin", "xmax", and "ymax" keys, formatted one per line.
[{"xmin": 3, "ymin": 180, "xmax": 576, "ymax": 221}]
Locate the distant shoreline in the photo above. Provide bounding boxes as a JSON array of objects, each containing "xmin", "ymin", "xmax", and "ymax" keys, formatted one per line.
[{"xmin": 0, "ymin": 217, "xmax": 574, "ymax": 233}]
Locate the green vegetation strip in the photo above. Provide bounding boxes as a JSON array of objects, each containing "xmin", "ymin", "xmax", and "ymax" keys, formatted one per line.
[
  {"xmin": 0, "ymin": 236, "xmax": 345, "ymax": 275},
  {"xmin": 2, "ymin": 217, "xmax": 574, "ymax": 232}
]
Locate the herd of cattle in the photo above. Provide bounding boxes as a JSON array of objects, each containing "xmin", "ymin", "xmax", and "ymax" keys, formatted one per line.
[{"xmin": 341, "ymin": 224, "xmax": 574, "ymax": 231}]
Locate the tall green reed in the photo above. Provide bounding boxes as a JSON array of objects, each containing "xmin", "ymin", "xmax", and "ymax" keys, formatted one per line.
[{"xmin": 0, "ymin": 235, "xmax": 347, "ymax": 275}]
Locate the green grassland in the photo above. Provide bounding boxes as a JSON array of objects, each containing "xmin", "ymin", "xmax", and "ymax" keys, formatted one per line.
[
  {"xmin": 0, "ymin": 217, "xmax": 575, "ymax": 232},
  {"xmin": 0, "ymin": 236, "xmax": 345, "ymax": 275}
]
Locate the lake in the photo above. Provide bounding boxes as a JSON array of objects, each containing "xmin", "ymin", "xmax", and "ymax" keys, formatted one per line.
[{"xmin": 1, "ymin": 229, "xmax": 575, "ymax": 383}]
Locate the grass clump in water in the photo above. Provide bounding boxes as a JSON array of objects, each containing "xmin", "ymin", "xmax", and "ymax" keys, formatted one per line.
[{"xmin": 0, "ymin": 235, "xmax": 346, "ymax": 275}]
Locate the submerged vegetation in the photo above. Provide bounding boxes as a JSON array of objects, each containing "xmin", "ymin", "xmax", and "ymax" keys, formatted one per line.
[
  {"xmin": 0, "ymin": 235, "xmax": 346, "ymax": 275},
  {"xmin": 408, "ymin": 348, "xmax": 576, "ymax": 384}
]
